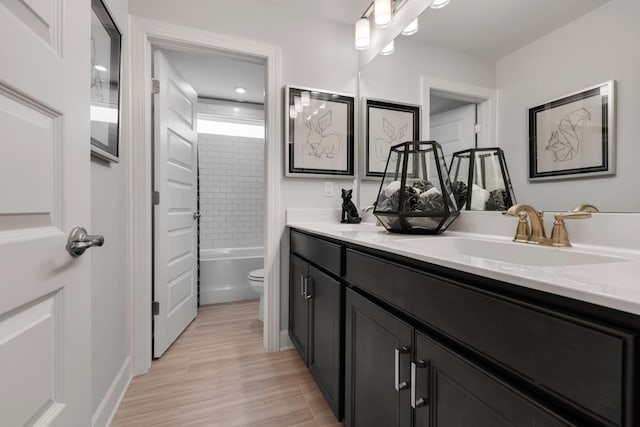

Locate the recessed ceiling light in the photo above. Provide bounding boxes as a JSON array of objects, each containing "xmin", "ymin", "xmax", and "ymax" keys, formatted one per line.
[
  {"xmin": 430, "ymin": 0, "xmax": 451, "ymax": 9},
  {"xmin": 94, "ymin": 65, "xmax": 107, "ymax": 72},
  {"xmin": 235, "ymin": 87, "xmax": 246, "ymax": 94}
]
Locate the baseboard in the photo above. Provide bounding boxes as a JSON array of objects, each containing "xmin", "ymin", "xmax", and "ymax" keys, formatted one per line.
[
  {"xmin": 92, "ymin": 356, "xmax": 132, "ymax": 427},
  {"xmin": 280, "ymin": 330, "xmax": 293, "ymax": 351},
  {"xmin": 200, "ymin": 286, "xmax": 258, "ymax": 305}
]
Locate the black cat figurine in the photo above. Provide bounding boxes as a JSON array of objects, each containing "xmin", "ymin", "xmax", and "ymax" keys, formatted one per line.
[{"xmin": 341, "ymin": 188, "xmax": 362, "ymax": 224}]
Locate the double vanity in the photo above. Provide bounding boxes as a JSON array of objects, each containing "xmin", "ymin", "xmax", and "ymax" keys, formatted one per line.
[{"xmin": 287, "ymin": 212, "xmax": 640, "ymax": 426}]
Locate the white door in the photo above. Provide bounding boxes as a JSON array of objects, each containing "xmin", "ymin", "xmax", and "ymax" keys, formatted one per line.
[
  {"xmin": 0, "ymin": 1, "xmax": 93, "ymax": 426},
  {"xmin": 153, "ymin": 50, "xmax": 199, "ymax": 358},
  {"xmin": 430, "ymin": 103, "xmax": 476, "ymax": 165}
]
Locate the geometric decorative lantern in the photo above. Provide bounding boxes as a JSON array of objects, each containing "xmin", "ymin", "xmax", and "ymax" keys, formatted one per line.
[
  {"xmin": 448, "ymin": 147, "xmax": 516, "ymax": 211},
  {"xmin": 374, "ymin": 141, "xmax": 460, "ymax": 234}
]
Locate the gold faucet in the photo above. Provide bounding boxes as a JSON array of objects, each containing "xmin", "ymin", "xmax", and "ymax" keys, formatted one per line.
[
  {"xmin": 503, "ymin": 204, "xmax": 591, "ymax": 247},
  {"xmin": 573, "ymin": 203, "xmax": 599, "ymax": 213},
  {"xmin": 503, "ymin": 204, "xmax": 547, "ymax": 243}
]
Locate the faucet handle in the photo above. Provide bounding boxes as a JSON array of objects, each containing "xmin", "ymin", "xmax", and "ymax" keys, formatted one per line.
[
  {"xmin": 550, "ymin": 212, "xmax": 592, "ymax": 247},
  {"xmin": 514, "ymin": 211, "xmax": 531, "ymax": 242}
]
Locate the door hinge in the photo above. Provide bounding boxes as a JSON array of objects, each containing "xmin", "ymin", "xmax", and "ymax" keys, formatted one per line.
[
  {"xmin": 473, "ymin": 123, "xmax": 481, "ymax": 134},
  {"xmin": 152, "ymin": 78, "xmax": 160, "ymax": 94},
  {"xmin": 152, "ymin": 301, "xmax": 160, "ymax": 316},
  {"xmin": 153, "ymin": 191, "xmax": 160, "ymax": 205}
]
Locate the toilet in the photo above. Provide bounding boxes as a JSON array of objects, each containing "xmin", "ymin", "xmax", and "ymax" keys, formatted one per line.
[{"xmin": 248, "ymin": 268, "xmax": 265, "ymax": 321}]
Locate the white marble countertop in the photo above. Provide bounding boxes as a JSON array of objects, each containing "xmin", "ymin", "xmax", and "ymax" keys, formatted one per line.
[{"xmin": 287, "ymin": 215, "xmax": 640, "ymax": 316}]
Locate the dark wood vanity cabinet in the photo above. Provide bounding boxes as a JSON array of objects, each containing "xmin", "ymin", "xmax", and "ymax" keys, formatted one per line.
[
  {"xmin": 289, "ymin": 232, "xmax": 343, "ymax": 419},
  {"xmin": 345, "ymin": 288, "xmax": 573, "ymax": 427},
  {"xmin": 289, "ymin": 228, "xmax": 640, "ymax": 426}
]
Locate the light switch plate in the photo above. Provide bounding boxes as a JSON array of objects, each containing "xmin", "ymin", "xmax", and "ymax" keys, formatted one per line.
[{"xmin": 324, "ymin": 181, "xmax": 334, "ymax": 197}]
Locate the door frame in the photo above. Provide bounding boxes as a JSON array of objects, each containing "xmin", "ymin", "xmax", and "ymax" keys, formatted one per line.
[
  {"xmin": 420, "ymin": 76, "xmax": 497, "ymax": 148},
  {"xmin": 128, "ymin": 16, "xmax": 283, "ymax": 375}
]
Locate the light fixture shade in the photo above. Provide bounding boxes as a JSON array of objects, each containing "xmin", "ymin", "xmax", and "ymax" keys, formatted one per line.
[
  {"xmin": 374, "ymin": 0, "xmax": 392, "ymax": 28},
  {"xmin": 289, "ymin": 105, "xmax": 297, "ymax": 119},
  {"xmin": 355, "ymin": 18, "xmax": 370, "ymax": 50},
  {"xmin": 401, "ymin": 18, "xmax": 419, "ymax": 36},
  {"xmin": 294, "ymin": 96, "xmax": 303, "ymax": 113},
  {"xmin": 448, "ymin": 147, "xmax": 516, "ymax": 211},
  {"xmin": 430, "ymin": 0, "xmax": 451, "ymax": 9},
  {"xmin": 380, "ymin": 40, "xmax": 394, "ymax": 56}
]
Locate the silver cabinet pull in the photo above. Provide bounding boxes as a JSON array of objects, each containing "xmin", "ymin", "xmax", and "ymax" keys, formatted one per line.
[
  {"xmin": 394, "ymin": 347, "xmax": 410, "ymax": 391},
  {"xmin": 304, "ymin": 277, "xmax": 312, "ymax": 300},
  {"xmin": 66, "ymin": 226, "xmax": 104, "ymax": 257},
  {"xmin": 411, "ymin": 360, "xmax": 428, "ymax": 409},
  {"xmin": 193, "ymin": 211, "xmax": 201, "ymax": 220},
  {"xmin": 300, "ymin": 275, "xmax": 305, "ymax": 296}
]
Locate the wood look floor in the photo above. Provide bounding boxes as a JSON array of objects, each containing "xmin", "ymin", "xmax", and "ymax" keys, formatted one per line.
[{"xmin": 111, "ymin": 300, "xmax": 341, "ymax": 427}]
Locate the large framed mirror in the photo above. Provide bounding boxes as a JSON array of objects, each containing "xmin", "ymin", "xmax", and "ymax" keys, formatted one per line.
[{"xmin": 358, "ymin": 0, "xmax": 640, "ymax": 213}]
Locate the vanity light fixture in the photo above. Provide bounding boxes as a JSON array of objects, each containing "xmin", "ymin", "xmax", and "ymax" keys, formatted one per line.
[
  {"xmin": 430, "ymin": 0, "xmax": 451, "ymax": 9},
  {"xmin": 289, "ymin": 105, "xmax": 297, "ymax": 119},
  {"xmin": 374, "ymin": 0, "xmax": 392, "ymax": 28},
  {"xmin": 235, "ymin": 86, "xmax": 246, "ymax": 94},
  {"xmin": 294, "ymin": 96, "xmax": 303, "ymax": 113},
  {"xmin": 401, "ymin": 18, "xmax": 418, "ymax": 36},
  {"xmin": 380, "ymin": 40, "xmax": 395, "ymax": 55},
  {"xmin": 355, "ymin": 17, "xmax": 370, "ymax": 50}
]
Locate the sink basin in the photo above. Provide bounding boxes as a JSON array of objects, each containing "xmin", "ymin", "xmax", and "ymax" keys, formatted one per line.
[{"xmin": 392, "ymin": 237, "xmax": 629, "ymax": 267}]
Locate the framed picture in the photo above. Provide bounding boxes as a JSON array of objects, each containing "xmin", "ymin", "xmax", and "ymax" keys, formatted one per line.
[
  {"xmin": 365, "ymin": 98, "xmax": 420, "ymax": 178},
  {"xmin": 285, "ymin": 86, "xmax": 354, "ymax": 178},
  {"xmin": 528, "ymin": 80, "xmax": 615, "ymax": 181},
  {"xmin": 90, "ymin": 0, "xmax": 122, "ymax": 162}
]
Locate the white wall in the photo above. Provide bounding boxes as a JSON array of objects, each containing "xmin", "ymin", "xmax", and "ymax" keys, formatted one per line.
[
  {"xmin": 128, "ymin": 0, "xmax": 359, "ymax": 341},
  {"xmin": 91, "ymin": 0, "xmax": 131, "ymax": 424},
  {"xmin": 359, "ymin": 37, "xmax": 496, "ymax": 204},
  {"xmin": 198, "ymin": 103, "xmax": 265, "ymax": 250},
  {"xmin": 497, "ymin": 0, "xmax": 640, "ymax": 212}
]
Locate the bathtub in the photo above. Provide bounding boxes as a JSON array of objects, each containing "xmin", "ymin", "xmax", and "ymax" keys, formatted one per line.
[{"xmin": 199, "ymin": 247, "xmax": 264, "ymax": 305}]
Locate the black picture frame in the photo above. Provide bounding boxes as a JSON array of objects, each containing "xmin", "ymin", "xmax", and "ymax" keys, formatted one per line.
[
  {"xmin": 528, "ymin": 80, "xmax": 615, "ymax": 181},
  {"xmin": 285, "ymin": 85, "xmax": 355, "ymax": 178},
  {"xmin": 365, "ymin": 98, "xmax": 420, "ymax": 178},
  {"xmin": 90, "ymin": 0, "xmax": 122, "ymax": 162}
]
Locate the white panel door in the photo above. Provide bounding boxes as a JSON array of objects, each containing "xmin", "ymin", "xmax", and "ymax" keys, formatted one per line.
[
  {"xmin": 153, "ymin": 50, "xmax": 199, "ymax": 358},
  {"xmin": 0, "ymin": 0, "xmax": 92, "ymax": 426},
  {"xmin": 430, "ymin": 103, "xmax": 476, "ymax": 166}
]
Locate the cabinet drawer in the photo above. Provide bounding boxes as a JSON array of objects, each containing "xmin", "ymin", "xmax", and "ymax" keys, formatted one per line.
[
  {"xmin": 291, "ymin": 230, "xmax": 342, "ymax": 276},
  {"xmin": 346, "ymin": 249, "xmax": 636, "ymax": 426}
]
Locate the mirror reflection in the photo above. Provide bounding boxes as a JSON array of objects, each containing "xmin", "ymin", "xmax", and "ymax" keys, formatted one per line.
[{"xmin": 358, "ymin": 0, "xmax": 640, "ymax": 212}]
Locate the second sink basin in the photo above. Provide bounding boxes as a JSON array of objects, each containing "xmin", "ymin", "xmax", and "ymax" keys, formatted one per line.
[{"xmin": 392, "ymin": 236, "xmax": 629, "ymax": 267}]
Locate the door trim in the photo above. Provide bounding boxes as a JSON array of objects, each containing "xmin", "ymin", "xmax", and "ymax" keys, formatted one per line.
[
  {"xmin": 128, "ymin": 16, "xmax": 283, "ymax": 375},
  {"xmin": 419, "ymin": 76, "xmax": 497, "ymax": 149}
]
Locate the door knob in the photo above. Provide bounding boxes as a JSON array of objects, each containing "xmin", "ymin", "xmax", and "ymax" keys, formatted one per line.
[{"xmin": 66, "ymin": 226, "xmax": 105, "ymax": 257}]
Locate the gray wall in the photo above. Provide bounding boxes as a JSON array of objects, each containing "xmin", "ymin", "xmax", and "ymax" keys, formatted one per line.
[
  {"xmin": 91, "ymin": 0, "xmax": 130, "ymax": 421},
  {"xmin": 497, "ymin": 0, "xmax": 640, "ymax": 212}
]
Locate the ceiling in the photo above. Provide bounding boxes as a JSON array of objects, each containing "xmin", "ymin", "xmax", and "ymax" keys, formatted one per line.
[
  {"xmin": 399, "ymin": 0, "xmax": 609, "ymax": 59},
  {"xmin": 162, "ymin": 49, "xmax": 266, "ymax": 104},
  {"xmin": 161, "ymin": 0, "xmax": 609, "ymax": 102}
]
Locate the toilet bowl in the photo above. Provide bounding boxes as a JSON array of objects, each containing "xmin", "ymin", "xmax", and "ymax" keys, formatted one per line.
[{"xmin": 248, "ymin": 268, "xmax": 265, "ymax": 321}]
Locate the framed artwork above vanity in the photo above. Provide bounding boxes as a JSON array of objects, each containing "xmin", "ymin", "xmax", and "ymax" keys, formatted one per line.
[
  {"xmin": 528, "ymin": 80, "xmax": 615, "ymax": 182},
  {"xmin": 364, "ymin": 98, "xmax": 421, "ymax": 178},
  {"xmin": 284, "ymin": 85, "xmax": 355, "ymax": 178}
]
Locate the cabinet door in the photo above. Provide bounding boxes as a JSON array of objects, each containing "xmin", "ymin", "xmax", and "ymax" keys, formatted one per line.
[
  {"xmin": 308, "ymin": 265, "xmax": 343, "ymax": 418},
  {"xmin": 413, "ymin": 331, "xmax": 575, "ymax": 427},
  {"xmin": 289, "ymin": 254, "xmax": 309, "ymax": 363},
  {"xmin": 345, "ymin": 288, "xmax": 413, "ymax": 427}
]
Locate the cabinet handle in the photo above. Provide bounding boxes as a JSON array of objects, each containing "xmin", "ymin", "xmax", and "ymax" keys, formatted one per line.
[
  {"xmin": 300, "ymin": 275, "xmax": 305, "ymax": 296},
  {"xmin": 304, "ymin": 277, "xmax": 312, "ymax": 300},
  {"xmin": 394, "ymin": 347, "xmax": 410, "ymax": 391},
  {"xmin": 411, "ymin": 360, "xmax": 428, "ymax": 409}
]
